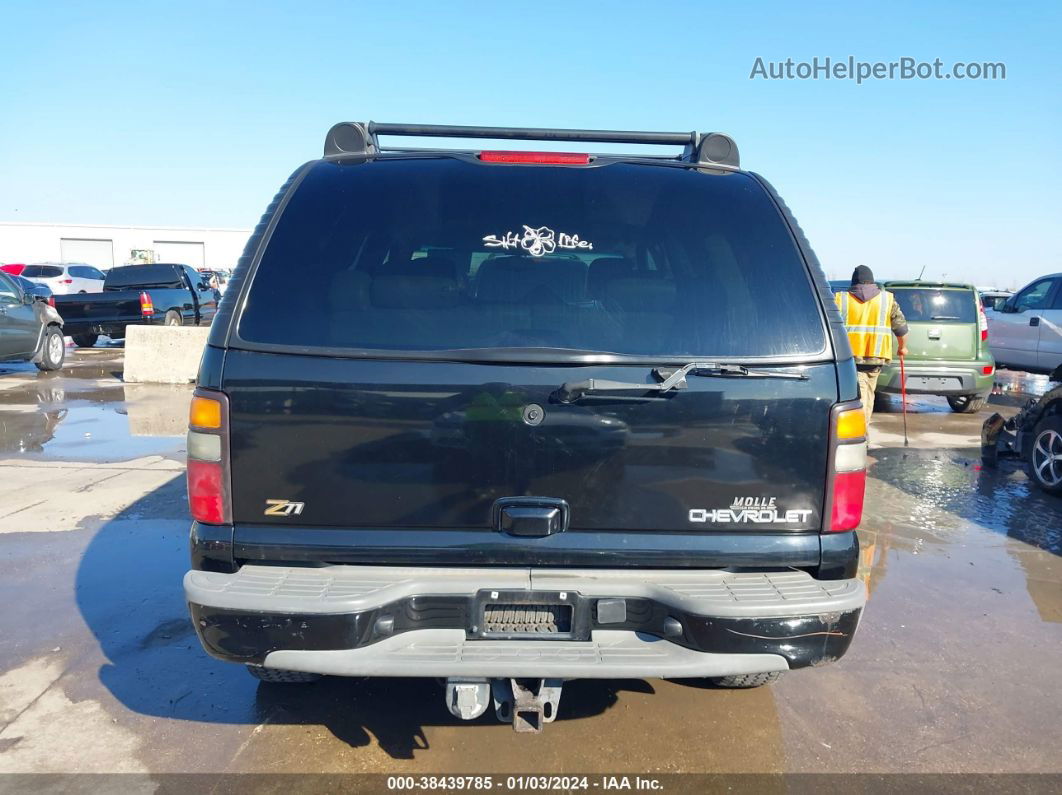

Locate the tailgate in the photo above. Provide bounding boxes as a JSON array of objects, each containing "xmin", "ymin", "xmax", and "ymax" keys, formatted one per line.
[
  {"xmin": 224, "ymin": 351, "xmax": 836, "ymax": 535},
  {"xmin": 53, "ymin": 291, "xmax": 143, "ymax": 323},
  {"xmin": 904, "ymin": 321, "xmax": 977, "ymax": 360}
]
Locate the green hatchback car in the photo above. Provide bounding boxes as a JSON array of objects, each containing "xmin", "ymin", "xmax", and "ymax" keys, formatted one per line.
[{"xmin": 876, "ymin": 281, "xmax": 996, "ymax": 413}]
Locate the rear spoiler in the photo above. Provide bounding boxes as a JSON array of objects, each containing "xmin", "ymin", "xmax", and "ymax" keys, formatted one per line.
[{"xmin": 323, "ymin": 121, "xmax": 740, "ymax": 168}]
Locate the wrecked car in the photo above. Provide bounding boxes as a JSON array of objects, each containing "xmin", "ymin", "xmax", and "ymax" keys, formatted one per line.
[{"xmin": 983, "ymin": 370, "xmax": 1062, "ymax": 495}]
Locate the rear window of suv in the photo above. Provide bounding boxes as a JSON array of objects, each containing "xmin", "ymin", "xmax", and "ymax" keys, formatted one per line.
[
  {"xmin": 238, "ymin": 159, "xmax": 828, "ymax": 359},
  {"xmin": 890, "ymin": 288, "xmax": 976, "ymax": 323},
  {"xmin": 23, "ymin": 265, "xmax": 63, "ymax": 278}
]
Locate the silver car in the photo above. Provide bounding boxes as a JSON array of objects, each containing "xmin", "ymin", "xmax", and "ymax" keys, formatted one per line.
[
  {"xmin": 987, "ymin": 273, "xmax": 1062, "ymax": 375},
  {"xmin": 21, "ymin": 262, "xmax": 106, "ymax": 295},
  {"xmin": 0, "ymin": 271, "xmax": 65, "ymax": 370}
]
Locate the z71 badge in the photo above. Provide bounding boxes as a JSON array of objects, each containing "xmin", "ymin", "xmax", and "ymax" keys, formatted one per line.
[
  {"xmin": 689, "ymin": 497, "xmax": 812, "ymax": 525},
  {"xmin": 264, "ymin": 499, "xmax": 305, "ymax": 517}
]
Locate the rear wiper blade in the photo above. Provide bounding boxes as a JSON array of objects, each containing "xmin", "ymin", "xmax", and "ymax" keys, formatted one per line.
[{"xmin": 553, "ymin": 361, "xmax": 808, "ymax": 403}]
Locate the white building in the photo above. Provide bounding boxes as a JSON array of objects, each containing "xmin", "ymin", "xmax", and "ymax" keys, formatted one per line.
[{"xmin": 0, "ymin": 221, "xmax": 251, "ymax": 270}]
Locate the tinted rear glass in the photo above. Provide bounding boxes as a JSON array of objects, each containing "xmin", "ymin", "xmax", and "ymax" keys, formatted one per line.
[
  {"xmin": 69, "ymin": 265, "xmax": 103, "ymax": 279},
  {"xmin": 891, "ymin": 288, "xmax": 976, "ymax": 323},
  {"xmin": 23, "ymin": 265, "xmax": 63, "ymax": 278},
  {"xmin": 104, "ymin": 265, "xmax": 182, "ymax": 289},
  {"xmin": 238, "ymin": 159, "xmax": 827, "ymax": 358}
]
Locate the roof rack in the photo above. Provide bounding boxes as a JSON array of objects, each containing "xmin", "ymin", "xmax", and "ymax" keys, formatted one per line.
[{"xmin": 323, "ymin": 122, "xmax": 740, "ymax": 168}]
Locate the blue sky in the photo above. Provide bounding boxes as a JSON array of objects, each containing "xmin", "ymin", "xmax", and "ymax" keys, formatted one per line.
[{"xmin": 1, "ymin": 0, "xmax": 1059, "ymax": 287}]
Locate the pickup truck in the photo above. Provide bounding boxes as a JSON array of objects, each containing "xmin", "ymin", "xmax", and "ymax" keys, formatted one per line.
[
  {"xmin": 184, "ymin": 121, "xmax": 868, "ymax": 733},
  {"xmin": 987, "ymin": 273, "xmax": 1062, "ymax": 375},
  {"xmin": 54, "ymin": 263, "xmax": 220, "ymax": 347}
]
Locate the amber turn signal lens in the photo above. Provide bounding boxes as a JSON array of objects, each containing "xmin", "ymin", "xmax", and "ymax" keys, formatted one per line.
[
  {"xmin": 836, "ymin": 407, "xmax": 866, "ymax": 440},
  {"xmin": 189, "ymin": 396, "xmax": 222, "ymax": 429}
]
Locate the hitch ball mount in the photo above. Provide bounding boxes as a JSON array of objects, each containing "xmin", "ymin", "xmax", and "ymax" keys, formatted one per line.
[{"xmin": 445, "ymin": 677, "xmax": 564, "ymax": 733}]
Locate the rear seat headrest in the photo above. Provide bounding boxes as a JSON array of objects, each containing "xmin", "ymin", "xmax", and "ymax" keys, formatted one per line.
[
  {"xmin": 476, "ymin": 256, "xmax": 587, "ymax": 304},
  {"xmin": 587, "ymin": 257, "xmax": 635, "ymax": 298},
  {"xmin": 330, "ymin": 269, "xmax": 371, "ymax": 308},
  {"xmin": 371, "ymin": 274, "xmax": 461, "ymax": 309},
  {"xmin": 393, "ymin": 255, "xmax": 458, "ymax": 280},
  {"xmin": 605, "ymin": 277, "xmax": 677, "ymax": 311}
]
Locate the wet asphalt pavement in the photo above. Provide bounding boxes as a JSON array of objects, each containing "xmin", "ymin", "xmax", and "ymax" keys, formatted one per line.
[{"xmin": 0, "ymin": 349, "xmax": 1059, "ymax": 776}]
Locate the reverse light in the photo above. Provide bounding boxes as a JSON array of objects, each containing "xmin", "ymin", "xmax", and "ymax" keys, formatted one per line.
[
  {"xmin": 827, "ymin": 403, "xmax": 867, "ymax": 532},
  {"xmin": 478, "ymin": 150, "xmax": 591, "ymax": 165},
  {"xmin": 140, "ymin": 291, "xmax": 154, "ymax": 317},
  {"xmin": 186, "ymin": 390, "xmax": 231, "ymax": 524}
]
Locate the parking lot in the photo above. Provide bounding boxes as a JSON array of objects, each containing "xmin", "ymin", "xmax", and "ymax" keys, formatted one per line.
[{"xmin": 0, "ymin": 347, "xmax": 1058, "ymax": 776}]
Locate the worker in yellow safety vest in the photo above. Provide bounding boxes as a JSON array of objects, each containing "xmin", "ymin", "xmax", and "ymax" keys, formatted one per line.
[{"xmin": 834, "ymin": 265, "xmax": 909, "ymax": 425}]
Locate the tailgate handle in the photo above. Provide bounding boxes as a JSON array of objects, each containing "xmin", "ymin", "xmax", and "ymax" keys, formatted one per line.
[{"xmin": 492, "ymin": 497, "xmax": 570, "ymax": 537}]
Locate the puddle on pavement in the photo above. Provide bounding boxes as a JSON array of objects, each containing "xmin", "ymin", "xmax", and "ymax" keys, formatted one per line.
[
  {"xmin": 863, "ymin": 444, "xmax": 1061, "ymax": 626},
  {"xmin": 0, "ymin": 375, "xmax": 190, "ymax": 462}
]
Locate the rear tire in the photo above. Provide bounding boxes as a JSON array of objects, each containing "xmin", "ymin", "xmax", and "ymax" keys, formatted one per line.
[
  {"xmin": 947, "ymin": 394, "xmax": 987, "ymax": 413},
  {"xmin": 35, "ymin": 326, "xmax": 65, "ymax": 371},
  {"xmin": 709, "ymin": 671, "xmax": 784, "ymax": 688},
  {"xmin": 1026, "ymin": 416, "xmax": 1062, "ymax": 495},
  {"xmin": 165, "ymin": 310, "xmax": 182, "ymax": 327},
  {"xmin": 246, "ymin": 665, "xmax": 322, "ymax": 683},
  {"xmin": 72, "ymin": 333, "xmax": 99, "ymax": 348}
]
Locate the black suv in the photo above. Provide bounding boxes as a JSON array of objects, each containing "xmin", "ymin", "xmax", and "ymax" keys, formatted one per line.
[{"xmin": 184, "ymin": 122, "xmax": 868, "ymax": 732}]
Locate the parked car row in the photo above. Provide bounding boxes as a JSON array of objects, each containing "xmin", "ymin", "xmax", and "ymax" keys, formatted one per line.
[
  {"xmin": 0, "ymin": 262, "xmax": 220, "ymax": 370},
  {"xmin": 831, "ymin": 275, "xmax": 1060, "ymax": 494}
]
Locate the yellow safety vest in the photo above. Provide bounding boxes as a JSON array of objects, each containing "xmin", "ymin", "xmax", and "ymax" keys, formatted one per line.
[{"xmin": 834, "ymin": 289, "xmax": 895, "ymax": 360}]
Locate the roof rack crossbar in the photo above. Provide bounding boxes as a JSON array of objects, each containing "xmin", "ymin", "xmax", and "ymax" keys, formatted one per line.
[
  {"xmin": 323, "ymin": 121, "xmax": 740, "ymax": 168},
  {"xmin": 369, "ymin": 122, "xmax": 696, "ymax": 146}
]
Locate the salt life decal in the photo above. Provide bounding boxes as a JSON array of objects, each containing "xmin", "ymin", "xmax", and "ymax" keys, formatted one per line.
[
  {"xmin": 689, "ymin": 496, "xmax": 813, "ymax": 525},
  {"xmin": 483, "ymin": 225, "xmax": 593, "ymax": 257}
]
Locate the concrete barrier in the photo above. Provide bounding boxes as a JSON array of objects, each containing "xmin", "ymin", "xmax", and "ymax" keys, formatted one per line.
[{"xmin": 123, "ymin": 325, "xmax": 210, "ymax": 384}]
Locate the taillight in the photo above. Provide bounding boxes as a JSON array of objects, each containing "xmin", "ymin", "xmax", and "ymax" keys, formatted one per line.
[
  {"xmin": 478, "ymin": 150, "xmax": 591, "ymax": 165},
  {"xmin": 48, "ymin": 296, "xmax": 55, "ymax": 307},
  {"xmin": 187, "ymin": 390, "xmax": 231, "ymax": 524},
  {"xmin": 60, "ymin": 278, "xmax": 73, "ymax": 284},
  {"xmin": 140, "ymin": 291, "xmax": 154, "ymax": 316},
  {"xmin": 978, "ymin": 307, "xmax": 988, "ymax": 342},
  {"xmin": 827, "ymin": 403, "xmax": 866, "ymax": 532},
  {"xmin": 982, "ymin": 365, "xmax": 994, "ymax": 375},
  {"xmin": 831, "ymin": 471, "xmax": 866, "ymax": 532}
]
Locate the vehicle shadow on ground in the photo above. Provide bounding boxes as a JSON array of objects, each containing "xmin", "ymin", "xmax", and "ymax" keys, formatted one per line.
[
  {"xmin": 74, "ymin": 478, "xmax": 654, "ymax": 757},
  {"xmin": 869, "ymin": 445, "xmax": 1061, "ymax": 557}
]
